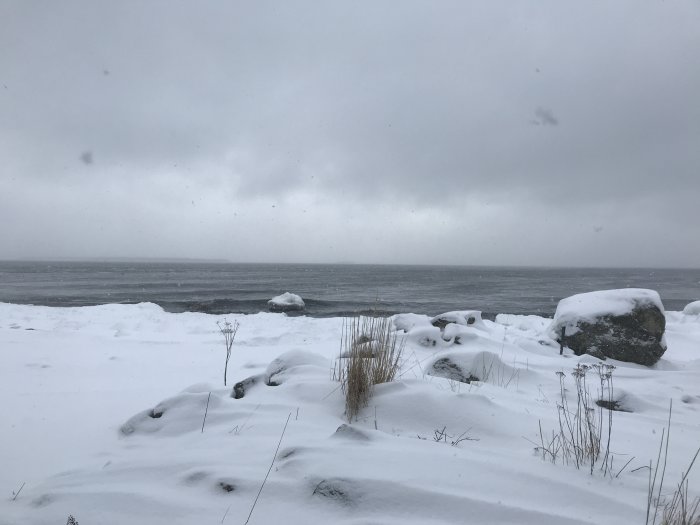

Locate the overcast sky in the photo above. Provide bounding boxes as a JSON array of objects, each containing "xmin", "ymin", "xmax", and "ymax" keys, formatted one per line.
[{"xmin": 1, "ymin": 1, "xmax": 699, "ymax": 267}]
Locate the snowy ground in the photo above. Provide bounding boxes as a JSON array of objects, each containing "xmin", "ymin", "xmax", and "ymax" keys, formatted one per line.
[{"xmin": 1, "ymin": 302, "xmax": 699, "ymax": 525}]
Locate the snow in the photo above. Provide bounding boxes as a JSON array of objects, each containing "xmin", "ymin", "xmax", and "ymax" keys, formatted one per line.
[
  {"xmin": 1, "ymin": 301, "xmax": 699, "ymax": 525},
  {"xmin": 267, "ymin": 292, "xmax": 305, "ymax": 311},
  {"xmin": 392, "ymin": 313, "xmax": 431, "ymax": 333},
  {"xmin": 683, "ymin": 300, "xmax": 700, "ymax": 316},
  {"xmin": 430, "ymin": 310, "xmax": 486, "ymax": 329},
  {"xmin": 550, "ymin": 288, "xmax": 664, "ymax": 336}
]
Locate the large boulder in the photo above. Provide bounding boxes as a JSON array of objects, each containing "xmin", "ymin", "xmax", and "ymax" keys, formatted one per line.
[{"xmin": 550, "ymin": 289, "xmax": 666, "ymax": 366}]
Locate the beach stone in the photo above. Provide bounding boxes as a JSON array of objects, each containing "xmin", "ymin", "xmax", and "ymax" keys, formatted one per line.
[
  {"xmin": 428, "ymin": 357, "xmax": 479, "ymax": 383},
  {"xmin": 231, "ymin": 374, "xmax": 262, "ymax": 399},
  {"xmin": 551, "ymin": 289, "xmax": 666, "ymax": 366},
  {"xmin": 312, "ymin": 478, "xmax": 357, "ymax": 506}
]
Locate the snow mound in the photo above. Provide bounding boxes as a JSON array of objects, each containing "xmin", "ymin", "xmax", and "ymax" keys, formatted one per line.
[
  {"xmin": 683, "ymin": 300, "xmax": 700, "ymax": 315},
  {"xmin": 120, "ymin": 391, "xmax": 221, "ymax": 436},
  {"xmin": 267, "ymin": 292, "xmax": 305, "ymax": 312},
  {"xmin": 405, "ymin": 325, "xmax": 445, "ymax": 347},
  {"xmin": 399, "ymin": 312, "xmax": 493, "ymax": 347},
  {"xmin": 427, "ymin": 351, "xmax": 525, "ymax": 387},
  {"xmin": 264, "ymin": 350, "xmax": 328, "ymax": 385},
  {"xmin": 391, "ymin": 313, "xmax": 431, "ymax": 332}
]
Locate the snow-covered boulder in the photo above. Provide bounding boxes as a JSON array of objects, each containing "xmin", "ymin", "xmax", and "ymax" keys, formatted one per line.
[
  {"xmin": 430, "ymin": 311, "xmax": 484, "ymax": 330},
  {"xmin": 427, "ymin": 351, "xmax": 522, "ymax": 386},
  {"xmin": 267, "ymin": 292, "xmax": 305, "ymax": 312},
  {"xmin": 550, "ymin": 289, "xmax": 666, "ymax": 366},
  {"xmin": 683, "ymin": 300, "xmax": 700, "ymax": 316}
]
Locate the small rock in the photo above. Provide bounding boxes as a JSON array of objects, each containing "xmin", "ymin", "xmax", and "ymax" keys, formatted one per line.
[
  {"xmin": 231, "ymin": 374, "xmax": 262, "ymax": 399},
  {"xmin": 428, "ymin": 357, "xmax": 480, "ymax": 384},
  {"xmin": 312, "ymin": 479, "xmax": 357, "ymax": 506}
]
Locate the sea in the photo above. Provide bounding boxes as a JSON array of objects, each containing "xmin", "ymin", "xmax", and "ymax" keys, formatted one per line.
[{"xmin": 0, "ymin": 261, "xmax": 698, "ymax": 319}]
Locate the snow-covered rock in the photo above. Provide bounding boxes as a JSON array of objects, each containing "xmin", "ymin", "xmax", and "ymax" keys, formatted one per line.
[
  {"xmin": 682, "ymin": 300, "xmax": 700, "ymax": 316},
  {"xmin": 430, "ymin": 310, "xmax": 485, "ymax": 330},
  {"xmin": 427, "ymin": 351, "xmax": 525, "ymax": 387},
  {"xmin": 550, "ymin": 288, "xmax": 666, "ymax": 365},
  {"xmin": 267, "ymin": 292, "xmax": 305, "ymax": 312},
  {"xmin": 264, "ymin": 350, "xmax": 328, "ymax": 385},
  {"xmin": 391, "ymin": 313, "xmax": 431, "ymax": 332}
]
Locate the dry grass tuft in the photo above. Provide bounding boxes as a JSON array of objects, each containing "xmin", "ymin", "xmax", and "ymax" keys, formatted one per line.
[
  {"xmin": 534, "ymin": 363, "xmax": 616, "ymax": 476},
  {"xmin": 335, "ymin": 316, "xmax": 404, "ymax": 422}
]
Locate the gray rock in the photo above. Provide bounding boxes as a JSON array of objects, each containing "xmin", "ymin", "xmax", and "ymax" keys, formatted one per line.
[
  {"xmin": 428, "ymin": 357, "xmax": 480, "ymax": 384},
  {"xmin": 231, "ymin": 374, "xmax": 263, "ymax": 399},
  {"xmin": 551, "ymin": 289, "xmax": 666, "ymax": 366},
  {"xmin": 312, "ymin": 478, "xmax": 358, "ymax": 506}
]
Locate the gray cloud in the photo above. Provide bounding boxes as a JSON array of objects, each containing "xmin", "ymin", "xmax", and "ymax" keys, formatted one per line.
[{"xmin": 1, "ymin": 1, "xmax": 699, "ymax": 266}]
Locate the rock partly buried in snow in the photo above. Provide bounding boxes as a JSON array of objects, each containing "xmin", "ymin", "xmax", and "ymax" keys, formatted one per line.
[
  {"xmin": 428, "ymin": 357, "xmax": 480, "ymax": 384},
  {"xmin": 120, "ymin": 392, "xmax": 217, "ymax": 435},
  {"xmin": 683, "ymin": 300, "xmax": 700, "ymax": 316},
  {"xmin": 231, "ymin": 374, "xmax": 263, "ymax": 399},
  {"xmin": 267, "ymin": 292, "xmax": 305, "ymax": 312},
  {"xmin": 312, "ymin": 478, "xmax": 359, "ymax": 506},
  {"xmin": 551, "ymin": 289, "xmax": 666, "ymax": 366},
  {"xmin": 332, "ymin": 424, "xmax": 371, "ymax": 441},
  {"xmin": 430, "ymin": 311, "xmax": 484, "ymax": 330}
]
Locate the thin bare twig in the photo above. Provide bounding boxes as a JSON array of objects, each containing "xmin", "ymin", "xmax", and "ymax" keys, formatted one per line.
[
  {"xmin": 11, "ymin": 482, "xmax": 25, "ymax": 501},
  {"xmin": 201, "ymin": 392, "xmax": 212, "ymax": 433},
  {"xmin": 220, "ymin": 504, "xmax": 231, "ymax": 524},
  {"xmin": 615, "ymin": 456, "xmax": 635, "ymax": 478},
  {"xmin": 229, "ymin": 403, "xmax": 261, "ymax": 435},
  {"xmin": 241, "ymin": 412, "xmax": 292, "ymax": 525}
]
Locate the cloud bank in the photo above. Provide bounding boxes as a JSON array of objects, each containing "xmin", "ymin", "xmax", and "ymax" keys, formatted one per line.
[{"xmin": 1, "ymin": 1, "xmax": 699, "ymax": 267}]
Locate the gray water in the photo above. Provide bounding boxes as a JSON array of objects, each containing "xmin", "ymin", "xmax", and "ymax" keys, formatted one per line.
[{"xmin": 0, "ymin": 261, "xmax": 698, "ymax": 318}]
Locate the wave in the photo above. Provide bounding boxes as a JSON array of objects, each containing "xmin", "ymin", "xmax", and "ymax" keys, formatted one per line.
[
  {"xmin": 155, "ymin": 297, "xmax": 395, "ymax": 317},
  {"xmin": 0, "ymin": 296, "xmax": 551, "ymax": 319},
  {"xmin": 150, "ymin": 297, "xmax": 524, "ymax": 320}
]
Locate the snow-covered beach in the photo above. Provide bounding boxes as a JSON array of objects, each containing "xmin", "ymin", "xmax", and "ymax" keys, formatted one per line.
[
  {"xmin": 1, "ymin": 299, "xmax": 699, "ymax": 524},
  {"xmin": 4, "ymin": 0, "xmax": 700, "ymax": 521}
]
